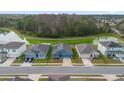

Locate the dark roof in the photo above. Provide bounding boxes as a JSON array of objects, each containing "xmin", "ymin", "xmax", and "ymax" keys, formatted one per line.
[
  {"xmin": 100, "ymin": 41, "xmax": 122, "ymax": 47},
  {"xmin": 0, "ymin": 44, "xmax": 4, "ymax": 49},
  {"xmin": 76, "ymin": 44, "xmax": 97, "ymax": 54},
  {"xmin": 52, "ymin": 44, "xmax": 72, "ymax": 54},
  {"xmin": 31, "ymin": 44, "xmax": 49, "ymax": 55},
  {"xmin": 48, "ymin": 74, "xmax": 70, "ymax": 81},
  {"xmin": 114, "ymin": 78, "xmax": 124, "ymax": 81},
  {"xmin": 9, "ymin": 77, "xmax": 33, "ymax": 81},
  {"xmin": 4, "ymin": 42, "xmax": 25, "ymax": 49}
]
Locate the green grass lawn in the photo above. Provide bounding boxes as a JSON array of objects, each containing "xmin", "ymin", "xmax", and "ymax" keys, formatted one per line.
[
  {"xmin": 39, "ymin": 78, "xmax": 48, "ymax": 81},
  {"xmin": 92, "ymin": 55, "xmax": 122, "ymax": 64},
  {"xmin": 71, "ymin": 47, "xmax": 83, "ymax": 64},
  {"xmin": 27, "ymin": 37, "xmax": 94, "ymax": 45},
  {"xmin": 13, "ymin": 54, "xmax": 25, "ymax": 63}
]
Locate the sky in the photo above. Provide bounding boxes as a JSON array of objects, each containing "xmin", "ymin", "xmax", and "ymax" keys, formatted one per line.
[{"xmin": 0, "ymin": 0, "xmax": 124, "ymax": 14}]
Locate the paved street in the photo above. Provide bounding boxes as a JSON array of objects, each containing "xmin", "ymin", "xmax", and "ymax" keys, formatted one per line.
[
  {"xmin": 0, "ymin": 66, "xmax": 124, "ymax": 74},
  {"xmin": 21, "ymin": 62, "xmax": 41, "ymax": 81}
]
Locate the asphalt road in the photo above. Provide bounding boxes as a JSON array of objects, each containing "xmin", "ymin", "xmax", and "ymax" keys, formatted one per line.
[{"xmin": 0, "ymin": 66, "xmax": 124, "ymax": 75}]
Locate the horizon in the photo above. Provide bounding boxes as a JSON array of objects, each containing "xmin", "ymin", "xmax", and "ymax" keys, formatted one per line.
[{"xmin": 1, "ymin": 11, "xmax": 124, "ymax": 15}]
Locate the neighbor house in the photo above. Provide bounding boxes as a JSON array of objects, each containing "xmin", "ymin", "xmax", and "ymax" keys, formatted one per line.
[
  {"xmin": 4, "ymin": 42, "xmax": 27, "ymax": 58},
  {"xmin": 76, "ymin": 44, "xmax": 100, "ymax": 60},
  {"xmin": 52, "ymin": 44, "xmax": 73, "ymax": 59},
  {"xmin": 98, "ymin": 41, "xmax": 124, "ymax": 62},
  {"xmin": 25, "ymin": 44, "xmax": 49, "ymax": 62}
]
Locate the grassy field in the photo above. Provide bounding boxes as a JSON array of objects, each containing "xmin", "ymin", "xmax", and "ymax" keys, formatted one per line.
[{"xmin": 27, "ymin": 38, "xmax": 94, "ymax": 45}]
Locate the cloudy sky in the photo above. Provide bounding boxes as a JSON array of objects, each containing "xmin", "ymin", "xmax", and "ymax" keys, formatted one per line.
[{"xmin": 0, "ymin": 0, "xmax": 124, "ymax": 14}]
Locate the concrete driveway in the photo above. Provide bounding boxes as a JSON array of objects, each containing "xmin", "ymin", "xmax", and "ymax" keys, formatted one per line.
[
  {"xmin": 62, "ymin": 58, "xmax": 73, "ymax": 66},
  {"xmin": 0, "ymin": 58, "xmax": 16, "ymax": 66},
  {"xmin": 82, "ymin": 58, "xmax": 94, "ymax": 67}
]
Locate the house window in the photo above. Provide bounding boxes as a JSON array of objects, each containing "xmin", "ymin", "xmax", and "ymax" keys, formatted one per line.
[{"xmin": 12, "ymin": 49, "xmax": 16, "ymax": 52}]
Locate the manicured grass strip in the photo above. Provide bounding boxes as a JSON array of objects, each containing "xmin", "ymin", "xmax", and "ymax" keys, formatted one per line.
[
  {"xmin": 27, "ymin": 37, "xmax": 94, "ymax": 44},
  {"xmin": 71, "ymin": 47, "xmax": 83, "ymax": 64},
  {"xmin": 39, "ymin": 78, "xmax": 48, "ymax": 81}
]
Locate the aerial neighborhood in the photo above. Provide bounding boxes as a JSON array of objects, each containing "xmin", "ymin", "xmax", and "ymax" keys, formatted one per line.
[
  {"xmin": 0, "ymin": 14, "xmax": 124, "ymax": 81},
  {"xmin": 0, "ymin": 28, "xmax": 124, "ymax": 65}
]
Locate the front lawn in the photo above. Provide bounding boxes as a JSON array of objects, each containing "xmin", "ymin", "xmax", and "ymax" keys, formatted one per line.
[
  {"xmin": 92, "ymin": 55, "xmax": 122, "ymax": 64},
  {"xmin": 13, "ymin": 54, "xmax": 25, "ymax": 63},
  {"xmin": 71, "ymin": 47, "xmax": 83, "ymax": 66}
]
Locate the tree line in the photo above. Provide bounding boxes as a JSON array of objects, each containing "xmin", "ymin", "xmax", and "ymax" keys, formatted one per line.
[{"xmin": 0, "ymin": 14, "xmax": 111, "ymax": 38}]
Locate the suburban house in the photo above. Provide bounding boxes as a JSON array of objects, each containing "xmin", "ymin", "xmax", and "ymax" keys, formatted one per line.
[
  {"xmin": 25, "ymin": 44, "xmax": 50, "ymax": 62},
  {"xmin": 76, "ymin": 44, "xmax": 100, "ymax": 60},
  {"xmin": 98, "ymin": 41, "xmax": 124, "ymax": 62},
  {"xmin": 52, "ymin": 44, "xmax": 73, "ymax": 59},
  {"xmin": 3, "ymin": 42, "xmax": 26, "ymax": 58},
  {"xmin": 0, "ymin": 42, "xmax": 26, "ymax": 59}
]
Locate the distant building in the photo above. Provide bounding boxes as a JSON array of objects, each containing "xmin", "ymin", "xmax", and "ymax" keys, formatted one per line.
[
  {"xmin": 25, "ymin": 44, "xmax": 49, "ymax": 62},
  {"xmin": 48, "ymin": 75, "xmax": 70, "ymax": 81},
  {"xmin": 76, "ymin": 44, "xmax": 100, "ymax": 60},
  {"xmin": 98, "ymin": 41, "xmax": 124, "ymax": 62},
  {"xmin": 52, "ymin": 44, "xmax": 73, "ymax": 59}
]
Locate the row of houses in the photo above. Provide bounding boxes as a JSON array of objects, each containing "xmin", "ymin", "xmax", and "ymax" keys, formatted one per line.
[
  {"xmin": 1, "ymin": 38, "xmax": 124, "ymax": 63},
  {"xmin": 25, "ymin": 40, "xmax": 124, "ymax": 63},
  {"xmin": 24, "ymin": 43, "xmax": 100, "ymax": 62}
]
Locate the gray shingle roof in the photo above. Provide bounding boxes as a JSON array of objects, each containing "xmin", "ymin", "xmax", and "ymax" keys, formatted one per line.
[
  {"xmin": 4, "ymin": 42, "xmax": 25, "ymax": 49},
  {"xmin": 0, "ymin": 44, "xmax": 4, "ymax": 49},
  {"xmin": 31, "ymin": 44, "xmax": 49, "ymax": 55},
  {"xmin": 100, "ymin": 41, "xmax": 122, "ymax": 47},
  {"xmin": 76, "ymin": 44, "xmax": 96, "ymax": 54},
  {"xmin": 52, "ymin": 44, "xmax": 72, "ymax": 54}
]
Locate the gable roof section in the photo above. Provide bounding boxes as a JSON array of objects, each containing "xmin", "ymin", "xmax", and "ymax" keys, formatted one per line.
[
  {"xmin": 52, "ymin": 44, "xmax": 72, "ymax": 54},
  {"xmin": 100, "ymin": 41, "xmax": 122, "ymax": 48},
  {"xmin": 76, "ymin": 44, "xmax": 96, "ymax": 54},
  {"xmin": 4, "ymin": 42, "xmax": 25, "ymax": 49},
  {"xmin": 0, "ymin": 44, "xmax": 4, "ymax": 49},
  {"xmin": 31, "ymin": 44, "xmax": 49, "ymax": 55}
]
